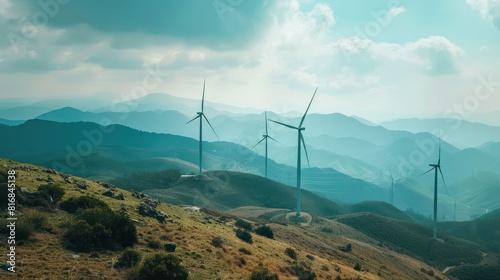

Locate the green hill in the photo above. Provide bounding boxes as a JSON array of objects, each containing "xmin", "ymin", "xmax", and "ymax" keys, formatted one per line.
[
  {"xmin": 142, "ymin": 171, "xmax": 342, "ymax": 217},
  {"xmin": 342, "ymin": 201, "xmax": 413, "ymax": 222},
  {"xmin": 336, "ymin": 212, "xmax": 482, "ymax": 268}
]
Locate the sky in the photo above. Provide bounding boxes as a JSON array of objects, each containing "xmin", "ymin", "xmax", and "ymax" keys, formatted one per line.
[{"xmin": 1, "ymin": 0, "xmax": 500, "ymax": 122}]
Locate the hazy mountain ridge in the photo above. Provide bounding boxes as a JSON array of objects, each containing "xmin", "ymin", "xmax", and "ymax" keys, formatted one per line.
[{"xmin": 381, "ymin": 117, "xmax": 500, "ymax": 148}]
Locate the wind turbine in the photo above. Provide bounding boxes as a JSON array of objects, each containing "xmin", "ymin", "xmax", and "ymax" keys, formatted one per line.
[
  {"xmin": 186, "ymin": 79, "xmax": 219, "ymax": 176},
  {"xmin": 269, "ymin": 87, "xmax": 318, "ymax": 217},
  {"xmin": 388, "ymin": 167, "xmax": 404, "ymax": 206},
  {"xmin": 252, "ymin": 111, "xmax": 279, "ymax": 178},
  {"xmin": 420, "ymin": 135, "xmax": 447, "ymax": 240}
]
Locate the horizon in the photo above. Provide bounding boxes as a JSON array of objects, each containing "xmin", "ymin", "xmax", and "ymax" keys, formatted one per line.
[{"xmin": 1, "ymin": 0, "xmax": 500, "ymax": 123}]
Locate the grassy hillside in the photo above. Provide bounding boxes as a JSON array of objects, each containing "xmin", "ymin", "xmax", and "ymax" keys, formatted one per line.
[
  {"xmin": 440, "ymin": 216, "xmax": 500, "ymax": 252},
  {"xmin": 342, "ymin": 201, "xmax": 413, "ymax": 222},
  {"xmin": 336, "ymin": 213, "xmax": 482, "ymax": 269},
  {"xmin": 142, "ymin": 171, "xmax": 343, "ymax": 217},
  {"xmin": 0, "ymin": 158, "xmax": 449, "ymax": 279}
]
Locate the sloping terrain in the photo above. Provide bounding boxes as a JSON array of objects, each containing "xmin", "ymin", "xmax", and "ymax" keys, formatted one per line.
[
  {"xmin": 143, "ymin": 171, "xmax": 342, "ymax": 217},
  {"xmin": 0, "ymin": 159, "xmax": 449, "ymax": 279},
  {"xmin": 336, "ymin": 213, "xmax": 482, "ymax": 269}
]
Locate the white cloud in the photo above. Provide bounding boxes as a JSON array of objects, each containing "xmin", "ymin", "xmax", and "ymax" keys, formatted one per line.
[
  {"xmin": 467, "ymin": 0, "xmax": 500, "ymax": 29},
  {"xmin": 385, "ymin": 6, "xmax": 406, "ymax": 22},
  {"xmin": 0, "ymin": 0, "xmax": 13, "ymax": 18},
  {"xmin": 405, "ymin": 36, "xmax": 465, "ymax": 75},
  {"xmin": 331, "ymin": 36, "xmax": 465, "ymax": 76}
]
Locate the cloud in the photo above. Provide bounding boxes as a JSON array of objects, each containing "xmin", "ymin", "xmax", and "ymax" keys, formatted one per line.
[
  {"xmin": 385, "ymin": 6, "xmax": 405, "ymax": 22},
  {"xmin": 331, "ymin": 36, "xmax": 464, "ymax": 76},
  {"xmin": 406, "ymin": 36, "xmax": 465, "ymax": 75},
  {"xmin": 15, "ymin": 0, "xmax": 272, "ymax": 49},
  {"xmin": 467, "ymin": 0, "xmax": 500, "ymax": 29}
]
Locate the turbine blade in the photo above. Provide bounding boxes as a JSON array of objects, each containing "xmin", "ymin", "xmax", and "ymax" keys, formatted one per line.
[
  {"xmin": 252, "ymin": 137, "xmax": 266, "ymax": 149},
  {"xmin": 299, "ymin": 86, "xmax": 318, "ymax": 127},
  {"xmin": 201, "ymin": 79, "xmax": 206, "ymax": 113},
  {"xmin": 438, "ymin": 167, "xmax": 449, "ymax": 196},
  {"xmin": 388, "ymin": 166, "xmax": 394, "ymax": 182},
  {"xmin": 267, "ymin": 135, "xmax": 283, "ymax": 145},
  {"xmin": 438, "ymin": 127, "xmax": 441, "ymax": 162},
  {"xmin": 419, "ymin": 167, "xmax": 435, "ymax": 177},
  {"xmin": 300, "ymin": 132, "xmax": 310, "ymax": 168},
  {"xmin": 265, "ymin": 111, "xmax": 268, "ymax": 135},
  {"xmin": 202, "ymin": 114, "xmax": 219, "ymax": 140},
  {"xmin": 186, "ymin": 115, "xmax": 200, "ymax": 124},
  {"xmin": 269, "ymin": 119, "xmax": 299, "ymax": 130}
]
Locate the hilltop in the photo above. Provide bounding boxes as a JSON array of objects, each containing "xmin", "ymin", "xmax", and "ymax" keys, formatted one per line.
[{"xmin": 0, "ymin": 159, "xmax": 455, "ymax": 279}]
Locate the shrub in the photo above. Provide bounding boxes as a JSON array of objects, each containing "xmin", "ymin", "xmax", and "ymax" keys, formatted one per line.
[
  {"xmin": 250, "ymin": 265, "xmax": 279, "ymax": 280},
  {"xmin": 340, "ymin": 243, "xmax": 352, "ymax": 252},
  {"xmin": 320, "ymin": 227, "xmax": 333, "ymax": 233},
  {"xmin": 239, "ymin": 247, "xmax": 252, "ymax": 255},
  {"xmin": 235, "ymin": 219, "xmax": 252, "ymax": 231},
  {"xmin": 138, "ymin": 252, "xmax": 188, "ymax": 280},
  {"xmin": 64, "ymin": 207, "xmax": 137, "ymax": 251},
  {"xmin": 116, "ymin": 248, "xmax": 141, "ymax": 268},
  {"xmin": 15, "ymin": 209, "xmax": 49, "ymax": 240},
  {"xmin": 38, "ymin": 183, "xmax": 65, "ymax": 202},
  {"xmin": 60, "ymin": 196, "xmax": 109, "ymax": 214},
  {"xmin": 255, "ymin": 225, "xmax": 274, "ymax": 239},
  {"xmin": 235, "ymin": 229, "xmax": 253, "ymax": 244},
  {"xmin": 353, "ymin": 263, "xmax": 362, "ymax": 271},
  {"xmin": 285, "ymin": 247, "xmax": 297, "ymax": 260},
  {"xmin": 16, "ymin": 220, "xmax": 36, "ymax": 241},
  {"xmin": 148, "ymin": 239, "xmax": 161, "ymax": 249},
  {"xmin": 23, "ymin": 209, "xmax": 48, "ymax": 229},
  {"xmin": 291, "ymin": 263, "xmax": 317, "ymax": 280},
  {"xmin": 211, "ymin": 236, "xmax": 224, "ymax": 248}
]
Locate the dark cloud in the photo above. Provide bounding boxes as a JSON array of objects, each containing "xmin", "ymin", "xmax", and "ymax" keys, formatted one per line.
[{"xmin": 22, "ymin": 0, "xmax": 272, "ymax": 49}]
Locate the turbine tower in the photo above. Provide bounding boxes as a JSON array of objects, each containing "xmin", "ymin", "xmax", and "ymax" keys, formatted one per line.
[
  {"xmin": 269, "ymin": 87, "xmax": 318, "ymax": 217},
  {"xmin": 420, "ymin": 136, "xmax": 447, "ymax": 240},
  {"xmin": 388, "ymin": 167, "xmax": 404, "ymax": 206},
  {"xmin": 252, "ymin": 111, "xmax": 279, "ymax": 178},
  {"xmin": 186, "ymin": 79, "xmax": 219, "ymax": 176}
]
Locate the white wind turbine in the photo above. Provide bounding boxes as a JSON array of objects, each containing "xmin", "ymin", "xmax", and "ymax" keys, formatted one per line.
[
  {"xmin": 186, "ymin": 79, "xmax": 219, "ymax": 176},
  {"xmin": 252, "ymin": 111, "xmax": 279, "ymax": 178},
  {"xmin": 269, "ymin": 87, "xmax": 318, "ymax": 217},
  {"xmin": 420, "ymin": 135, "xmax": 447, "ymax": 240}
]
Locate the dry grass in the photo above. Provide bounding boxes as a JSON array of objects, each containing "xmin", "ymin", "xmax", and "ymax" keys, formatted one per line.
[{"xmin": 0, "ymin": 159, "xmax": 449, "ymax": 279}]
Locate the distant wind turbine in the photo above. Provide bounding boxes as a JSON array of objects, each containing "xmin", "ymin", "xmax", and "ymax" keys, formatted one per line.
[
  {"xmin": 269, "ymin": 87, "xmax": 318, "ymax": 217},
  {"xmin": 388, "ymin": 167, "xmax": 404, "ymax": 206},
  {"xmin": 420, "ymin": 135, "xmax": 447, "ymax": 240},
  {"xmin": 252, "ymin": 111, "xmax": 279, "ymax": 178},
  {"xmin": 186, "ymin": 79, "xmax": 219, "ymax": 176}
]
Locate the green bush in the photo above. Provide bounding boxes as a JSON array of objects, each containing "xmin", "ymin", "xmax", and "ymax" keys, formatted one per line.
[
  {"xmin": 239, "ymin": 247, "xmax": 252, "ymax": 255},
  {"xmin": 235, "ymin": 219, "xmax": 253, "ymax": 231},
  {"xmin": 60, "ymin": 196, "xmax": 109, "ymax": 214},
  {"xmin": 211, "ymin": 236, "xmax": 224, "ymax": 247},
  {"xmin": 38, "ymin": 183, "xmax": 65, "ymax": 202},
  {"xmin": 64, "ymin": 207, "xmax": 137, "ymax": 251},
  {"xmin": 255, "ymin": 225, "xmax": 274, "ymax": 239},
  {"xmin": 16, "ymin": 220, "xmax": 36, "ymax": 241},
  {"xmin": 291, "ymin": 263, "xmax": 317, "ymax": 280},
  {"xmin": 285, "ymin": 247, "xmax": 297, "ymax": 260},
  {"xmin": 138, "ymin": 252, "xmax": 188, "ymax": 280},
  {"xmin": 250, "ymin": 265, "xmax": 279, "ymax": 280},
  {"xmin": 235, "ymin": 229, "xmax": 253, "ymax": 244},
  {"xmin": 353, "ymin": 263, "xmax": 361, "ymax": 271},
  {"xmin": 15, "ymin": 209, "xmax": 49, "ymax": 240},
  {"xmin": 117, "ymin": 248, "xmax": 141, "ymax": 268}
]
